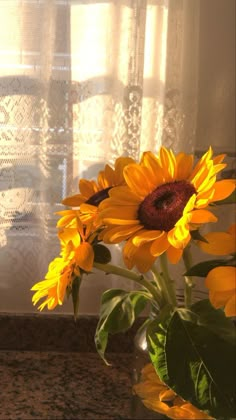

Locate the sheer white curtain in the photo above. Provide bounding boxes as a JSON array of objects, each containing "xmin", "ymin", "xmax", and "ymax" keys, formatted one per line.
[{"xmin": 0, "ymin": 0, "xmax": 200, "ymax": 313}]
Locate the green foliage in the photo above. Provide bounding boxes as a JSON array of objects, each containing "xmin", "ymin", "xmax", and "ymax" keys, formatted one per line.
[
  {"xmin": 95, "ymin": 289, "xmax": 149, "ymax": 364},
  {"xmin": 147, "ymin": 300, "xmax": 236, "ymax": 418},
  {"xmin": 184, "ymin": 258, "xmax": 235, "ymax": 277},
  {"xmin": 71, "ymin": 276, "xmax": 82, "ymax": 320},
  {"xmin": 190, "ymin": 230, "xmax": 209, "ymax": 243}
]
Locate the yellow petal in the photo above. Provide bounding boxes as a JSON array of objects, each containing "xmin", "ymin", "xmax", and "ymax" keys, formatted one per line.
[
  {"xmin": 141, "ymin": 151, "xmax": 165, "ymax": 186},
  {"xmin": 114, "ymin": 157, "xmax": 135, "ymax": 185},
  {"xmin": 75, "ymin": 242, "xmax": 94, "ymax": 271},
  {"xmin": 98, "ymin": 165, "xmax": 114, "ymax": 188},
  {"xmin": 176, "ymin": 152, "xmax": 194, "ymax": 180},
  {"xmin": 211, "ymin": 179, "xmax": 236, "ymax": 202},
  {"xmin": 224, "ymin": 293, "xmax": 236, "ymax": 317},
  {"xmin": 57, "ymin": 267, "xmax": 73, "ymax": 305},
  {"xmin": 166, "ymin": 405, "xmax": 196, "ymax": 419},
  {"xmin": 213, "ymin": 153, "xmax": 226, "ymax": 164},
  {"xmin": 228, "ymin": 223, "xmax": 236, "ymax": 236},
  {"xmin": 190, "ymin": 209, "xmax": 217, "ymax": 224},
  {"xmin": 124, "ymin": 164, "xmax": 153, "ymax": 197},
  {"xmin": 62, "ymin": 194, "xmax": 84, "ymax": 206},
  {"xmin": 133, "ymin": 381, "xmax": 164, "ymax": 399},
  {"xmin": 101, "ymin": 205, "xmax": 138, "ymax": 221},
  {"xmin": 159, "ymin": 388, "xmax": 176, "ymax": 402},
  {"xmin": 106, "ymin": 185, "xmax": 140, "ymax": 204},
  {"xmin": 190, "ymin": 147, "xmax": 213, "ymax": 181},
  {"xmin": 166, "ymin": 246, "xmax": 183, "ymax": 264},
  {"xmin": 102, "ymin": 224, "xmax": 141, "ymax": 243},
  {"xmin": 130, "ymin": 242, "xmax": 157, "ymax": 273},
  {"xmin": 58, "ymin": 228, "xmax": 81, "ymax": 247},
  {"xmin": 79, "ymin": 178, "xmax": 98, "ymax": 197},
  {"xmin": 198, "ymin": 231, "xmax": 236, "ymax": 255},
  {"xmin": 142, "ymin": 399, "xmax": 170, "ymax": 415},
  {"xmin": 205, "ymin": 266, "xmax": 236, "ymax": 291},
  {"xmin": 159, "ymin": 147, "xmax": 176, "ymax": 181},
  {"xmin": 132, "ymin": 229, "xmax": 163, "ymax": 246},
  {"xmin": 167, "ymin": 224, "xmax": 191, "ymax": 249},
  {"xmin": 209, "ymin": 290, "xmax": 234, "ymax": 309},
  {"xmin": 150, "ymin": 233, "xmax": 169, "ymax": 256}
]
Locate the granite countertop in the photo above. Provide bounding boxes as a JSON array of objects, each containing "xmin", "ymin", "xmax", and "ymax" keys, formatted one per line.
[
  {"xmin": 0, "ymin": 350, "xmax": 135, "ymax": 420},
  {"xmin": 0, "ymin": 314, "xmax": 158, "ymax": 420}
]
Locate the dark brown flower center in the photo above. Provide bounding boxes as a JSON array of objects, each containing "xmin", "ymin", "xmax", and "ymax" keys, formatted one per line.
[
  {"xmin": 138, "ymin": 181, "xmax": 196, "ymax": 231},
  {"xmin": 86, "ymin": 187, "xmax": 111, "ymax": 206}
]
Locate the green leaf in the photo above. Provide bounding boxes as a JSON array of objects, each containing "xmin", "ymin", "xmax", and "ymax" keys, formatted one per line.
[
  {"xmin": 147, "ymin": 300, "xmax": 236, "ymax": 418},
  {"xmin": 71, "ymin": 276, "xmax": 82, "ymax": 320},
  {"xmin": 190, "ymin": 230, "xmax": 209, "ymax": 243},
  {"xmin": 93, "ymin": 244, "xmax": 111, "ymax": 264},
  {"xmin": 95, "ymin": 289, "xmax": 149, "ymax": 364},
  {"xmin": 184, "ymin": 258, "xmax": 231, "ymax": 277}
]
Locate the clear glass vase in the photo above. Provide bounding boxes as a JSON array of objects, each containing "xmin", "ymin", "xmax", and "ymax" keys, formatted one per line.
[{"xmin": 131, "ymin": 319, "xmax": 168, "ymax": 420}]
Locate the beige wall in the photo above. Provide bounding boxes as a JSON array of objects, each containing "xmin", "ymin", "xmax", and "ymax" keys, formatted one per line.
[{"xmin": 196, "ymin": 0, "xmax": 235, "ymax": 153}]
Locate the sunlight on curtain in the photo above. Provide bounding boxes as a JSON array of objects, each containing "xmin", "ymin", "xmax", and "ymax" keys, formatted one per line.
[{"xmin": 0, "ymin": 0, "xmax": 200, "ymax": 313}]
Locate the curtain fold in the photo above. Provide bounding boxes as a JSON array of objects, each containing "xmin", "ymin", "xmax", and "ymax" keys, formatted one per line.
[{"xmin": 0, "ymin": 0, "xmax": 200, "ymax": 313}]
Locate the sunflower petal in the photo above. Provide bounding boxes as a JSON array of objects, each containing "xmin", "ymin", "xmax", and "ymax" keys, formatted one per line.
[
  {"xmin": 176, "ymin": 152, "xmax": 194, "ymax": 180},
  {"xmin": 150, "ymin": 233, "xmax": 169, "ymax": 256},
  {"xmin": 132, "ymin": 229, "xmax": 163, "ymax": 246},
  {"xmin": 198, "ymin": 231, "xmax": 236, "ymax": 255},
  {"xmin": 79, "ymin": 178, "xmax": 98, "ymax": 197},
  {"xmin": 224, "ymin": 293, "xmax": 236, "ymax": 317},
  {"xmin": 166, "ymin": 246, "xmax": 183, "ymax": 264},
  {"xmin": 124, "ymin": 164, "xmax": 153, "ymax": 197},
  {"xmin": 211, "ymin": 179, "xmax": 236, "ymax": 202},
  {"xmin": 190, "ymin": 209, "xmax": 217, "ymax": 224},
  {"xmin": 205, "ymin": 266, "xmax": 236, "ymax": 291},
  {"xmin": 159, "ymin": 147, "xmax": 176, "ymax": 181},
  {"xmin": 75, "ymin": 242, "xmax": 94, "ymax": 271},
  {"xmin": 102, "ymin": 224, "xmax": 141, "ymax": 243},
  {"xmin": 62, "ymin": 194, "xmax": 84, "ymax": 206}
]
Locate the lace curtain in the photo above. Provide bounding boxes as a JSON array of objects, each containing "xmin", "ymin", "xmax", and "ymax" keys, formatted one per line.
[{"xmin": 0, "ymin": 0, "xmax": 201, "ymax": 313}]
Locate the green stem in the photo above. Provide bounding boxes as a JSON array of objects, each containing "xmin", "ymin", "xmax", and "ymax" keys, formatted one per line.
[
  {"xmin": 151, "ymin": 264, "xmax": 172, "ymax": 307},
  {"xmin": 159, "ymin": 253, "xmax": 177, "ymax": 306},
  {"xmin": 93, "ymin": 262, "xmax": 161, "ymax": 305},
  {"xmin": 182, "ymin": 246, "xmax": 195, "ymax": 308}
]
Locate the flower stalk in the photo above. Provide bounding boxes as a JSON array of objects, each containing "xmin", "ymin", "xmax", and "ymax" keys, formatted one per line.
[
  {"xmin": 93, "ymin": 261, "xmax": 162, "ymax": 305},
  {"xmin": 159, "ymin": 253, "xmax": 177, "ymax": 307},
  {"xmin": 182, "ymin": 246, "xmax": 195, "ymax": 308}
]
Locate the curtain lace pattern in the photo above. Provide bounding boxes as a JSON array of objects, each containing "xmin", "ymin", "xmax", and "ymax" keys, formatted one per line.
[{"xmin": 0, "ymin": 0, "xmax": 201, "ymax": 313}]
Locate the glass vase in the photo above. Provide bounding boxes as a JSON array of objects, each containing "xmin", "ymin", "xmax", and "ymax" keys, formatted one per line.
[{"xmin": 131, "ymin": 319, "xmax": 168, "ymax": 419}]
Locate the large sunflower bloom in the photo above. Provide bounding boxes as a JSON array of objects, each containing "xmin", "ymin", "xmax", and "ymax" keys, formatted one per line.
[
  {"xmin": 133, "ymin": 363, "xmax": 213, "ymax": 419},
  {"xmin": 31, "ymin": 216, "xmax": 95, "ymax": 311},
  {"xmin": 100, "ymin": 147, "xmax": 235, "ymax": 272},
  {"xmin": 62, "ymin": 157, "xmax": 135, "ymax": 225}
]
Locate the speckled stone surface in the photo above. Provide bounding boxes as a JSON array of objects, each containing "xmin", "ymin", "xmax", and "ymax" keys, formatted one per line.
[
  {"xmin": 2, "ymin": 315, "xmax": 230, "ymax": 420},
  {"xmin": 0, "ymin": 314, "xmax": 159, "ymax": 420},
  {"xmin": 0, "ymin": 351, "xmax": 135, "ymax": 420},
  {"xmin": 0, "ymin": 313, "xmax": 142, "ymax": 353}
]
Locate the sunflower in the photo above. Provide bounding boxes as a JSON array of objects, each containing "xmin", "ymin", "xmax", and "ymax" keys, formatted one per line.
[
  {"xmin": 100, "ymin": 147, "xmax": 235, "ymax": 272},
  {"xmin": 205, "ymin": 266, "xmax": 236, "ymax": 317},
  {"xmin": 31, "ymin": 217, "xmax": 95, "ymax": 311},
  {"xmin": 198, "ymin": 223, "xmax": 236, "ymax": 255},
  {"xmin": 197, "ymin": 224, "xmax": 236, "ymax": 317},
  {"xmin": 133, "ymin": 363, "xmax": 213, "ymax": 419},
  {"xmin": 61, "ymin": 157, "xmax": 135, "ymax": 225},
  {"xmin": 31, "ymin": 257, "xmax": 76, "ymax": 311}
]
